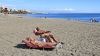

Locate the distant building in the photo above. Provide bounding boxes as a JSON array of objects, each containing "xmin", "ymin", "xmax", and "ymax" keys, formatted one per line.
[
  {"xmin": 0, "ymin": 4, "xmax": 5, "ymax": 13},
  {"xmin": 0, "ymin": 4, "xmax": 32, "ymax": 14}
]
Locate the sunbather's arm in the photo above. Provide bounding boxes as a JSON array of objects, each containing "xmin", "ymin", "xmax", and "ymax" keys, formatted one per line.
[
  {"xmin": 45, "ymin": 31, "xmax": 51, "ymax": 33},
  {"xmin": 36, "ymin": 30, "xmax": 50, "ymax": 34}
]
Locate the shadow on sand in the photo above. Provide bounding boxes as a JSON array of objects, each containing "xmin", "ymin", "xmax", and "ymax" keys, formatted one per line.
[{"xmin": 14, "ymin": 44, "xmax": 55, "ymax": 51}]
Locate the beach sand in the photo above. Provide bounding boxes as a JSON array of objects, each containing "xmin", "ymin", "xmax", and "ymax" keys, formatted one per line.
[{"xmin": 0, "ymin": 13, "xmax": 100, "ymax": 56}]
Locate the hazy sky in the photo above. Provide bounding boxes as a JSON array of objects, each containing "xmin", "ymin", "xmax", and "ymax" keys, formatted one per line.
[{"xmin": 0, "ymin": 0, "xmax": 100, "ymax": 13}]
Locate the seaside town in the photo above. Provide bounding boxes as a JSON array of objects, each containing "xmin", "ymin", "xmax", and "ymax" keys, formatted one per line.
[
  {"xmin": 0, "ymin": 4, "xmax": 64, "ymax": 14},
  {"xmin": 0, "ymin": 4, "xmax": 51, "ymax": 14},
  {"xmin": 0, "ymin": 4, "xmax": 32, "ymax": 14}
]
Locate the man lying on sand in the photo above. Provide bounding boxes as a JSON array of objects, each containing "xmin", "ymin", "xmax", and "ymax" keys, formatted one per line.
[{"xmin": 33, "ymin": 27, "xmax": 58, "ymax": 43}]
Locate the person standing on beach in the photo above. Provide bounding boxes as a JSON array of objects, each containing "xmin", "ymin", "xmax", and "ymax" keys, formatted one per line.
[
  {"xmin": 4, "ymin": 8, "xmax": 8, "ymax": 16},
  {"xmin": 90, "ymin": 17, "xmax": 94, "ymax": 22},
  {"xmin": 45, "ymin": 17, "xmax": 46, "ymax": 19},
  {"xmin": 94, "ymin": 19, "xmax": 98, "ymax": 22}
]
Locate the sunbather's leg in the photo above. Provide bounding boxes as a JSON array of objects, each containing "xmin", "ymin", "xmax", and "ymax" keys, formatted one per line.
[
  {"xmin": 49, "ymin": 34, "xmax": 58, "ymax": 43},
  {"xmin": 39, "ymin": 42, "xmax": 57, "ymax": 47},
  {"xmin": 41, "ymin": 33, "xmax": 58, "ymax": 43}
]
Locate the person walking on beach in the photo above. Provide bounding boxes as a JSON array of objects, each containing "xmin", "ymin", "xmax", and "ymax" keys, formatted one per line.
[
  {"xmin": 4, "ymin": 8, "xmax": 8, "ymax": 16},
  {"xmin": 90, "ymin": 17, "xmax": 94, "ymax": 22},
  {"xmin": 45, "ymin": 17, "xmax": 46, "ymax": 19}
]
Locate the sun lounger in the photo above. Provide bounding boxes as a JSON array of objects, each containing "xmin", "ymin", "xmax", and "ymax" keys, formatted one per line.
[{"xmin": 22, "ymin": 39, "xmax": 54, "ymax": 49}]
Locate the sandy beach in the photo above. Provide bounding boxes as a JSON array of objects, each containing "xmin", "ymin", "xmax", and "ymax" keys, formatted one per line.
[{"xmin": 0, "ymin": 13, "xmax": 100, "ymax": 56}]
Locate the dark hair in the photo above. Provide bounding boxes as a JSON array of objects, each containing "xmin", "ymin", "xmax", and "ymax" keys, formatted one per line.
[{"xmin": 36, "ymin": 27, "xmax": 39, "ymax": 31}]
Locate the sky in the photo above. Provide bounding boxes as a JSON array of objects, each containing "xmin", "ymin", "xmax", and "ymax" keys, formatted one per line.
[{"xmin": 0, "ymin": 0, "xmax": 100, "ymax": 13}]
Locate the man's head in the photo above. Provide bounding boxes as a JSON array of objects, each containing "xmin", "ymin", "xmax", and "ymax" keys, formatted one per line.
[{"xmin": 36, "ymin": 27, "xmax": 40, "ymax": 31}]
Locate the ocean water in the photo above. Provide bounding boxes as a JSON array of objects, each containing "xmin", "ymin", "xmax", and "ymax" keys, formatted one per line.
[{"xmin": 23, "ymin": 13, "xmax": 100, "ymax": 22}]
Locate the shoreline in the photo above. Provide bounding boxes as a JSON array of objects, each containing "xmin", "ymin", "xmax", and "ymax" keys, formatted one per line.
[
  {"xmin": 1, "ymin": 13, "xmax": 99, "ymax": 23},
  {"xmin": 20, "ymin": 13, "xmax": 100, "ymax": 23},
  {"xmin": 0, "ymin": 14, "xmax": 100, "ymax": 56}
]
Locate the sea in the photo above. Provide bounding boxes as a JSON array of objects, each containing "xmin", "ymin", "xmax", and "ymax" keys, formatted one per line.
[{"xmin": 23, "ymin": 13, "xmax": 100, "ymax": 22}]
